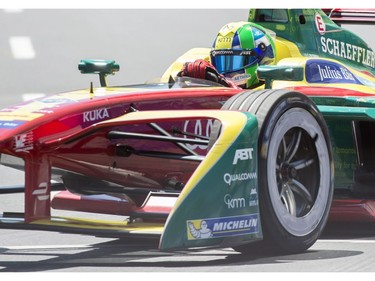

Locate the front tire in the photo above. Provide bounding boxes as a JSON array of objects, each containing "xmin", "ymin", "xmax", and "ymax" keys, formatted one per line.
[{"xmin": 224, "ymin": 89, "xmax": 334, "ymax": 254}]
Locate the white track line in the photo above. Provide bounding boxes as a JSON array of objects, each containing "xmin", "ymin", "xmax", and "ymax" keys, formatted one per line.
[
  {"xmin": 2, "ymin": 244, "xmax": 92, "ymax": 250},
  {"xmin": 319, "ymin": 239, "xmax": 375, "ymax": 244},
  {"xmin": 9, "ymin": 36, "xmax": 36, "ymax": 59}
]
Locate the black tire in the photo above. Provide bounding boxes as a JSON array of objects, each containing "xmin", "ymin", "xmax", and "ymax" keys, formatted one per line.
[{"xmin": 222, "ymin": 89, "xmax": 334, "ymax": 255}]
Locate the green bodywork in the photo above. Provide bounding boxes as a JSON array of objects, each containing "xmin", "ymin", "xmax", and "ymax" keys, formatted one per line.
[
  {"xmin": 316, "ymin": 98, "xmax": 375, "ymax": 190},
  {"xmin": 249, "ymin": 9, "xmax": 375, "ymax": 76},
  {"xmin": 160, "ymin": 113, "xmax": 260, "ymax": 250},
  {"xmin": 247, "ymin": 9, "xmax": 375, "ymax": 194}
]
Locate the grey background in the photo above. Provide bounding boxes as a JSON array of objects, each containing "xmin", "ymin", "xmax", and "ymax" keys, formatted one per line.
[
  {"xmin": 0, "ymin": 9, "xmax": 248, "ymax": 107},
  {"xmin": 0, "ymin": 9, "xmax": 374, "ymax": 108}
]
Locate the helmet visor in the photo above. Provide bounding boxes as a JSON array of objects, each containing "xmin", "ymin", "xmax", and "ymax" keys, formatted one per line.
[{"xmin": 210, "ymin": 49, "xmax": 260, "ymax": 74}]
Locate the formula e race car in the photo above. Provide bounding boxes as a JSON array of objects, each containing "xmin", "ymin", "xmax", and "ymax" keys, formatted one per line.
[{"xmin": 0, "ymin": 9, "xmax": 375, "ymax": 255}]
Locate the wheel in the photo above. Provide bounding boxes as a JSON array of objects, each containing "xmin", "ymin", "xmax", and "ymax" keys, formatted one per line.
[{"xmin": 223, "ymin": 89, "xmax": 334, "ymax": 255}]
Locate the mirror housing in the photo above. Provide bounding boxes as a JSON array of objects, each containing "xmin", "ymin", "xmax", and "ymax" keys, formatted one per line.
[
  {"xmin": 257, "ymin": 65, "xmax": 304, "ymax": 89},
  {"xmin": 78, "ymin": 59, "xmax": 120, "ymax": 87}
]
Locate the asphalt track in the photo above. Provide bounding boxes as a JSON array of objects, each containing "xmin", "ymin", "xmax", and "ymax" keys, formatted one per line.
[{"xmin": 1, "ymin": 9, "xmax": 375, "ymax": 274}]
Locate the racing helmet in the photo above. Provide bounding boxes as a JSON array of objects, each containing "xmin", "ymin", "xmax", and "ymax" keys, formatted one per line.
[{"xmin": 210, "ymin": 21, "xmax": 275, "ymax": 88}]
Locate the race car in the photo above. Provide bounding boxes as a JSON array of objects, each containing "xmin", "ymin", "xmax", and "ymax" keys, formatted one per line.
[{"xmin": 0, "ymin": 8, "xmax": 374, "ymax": 255}]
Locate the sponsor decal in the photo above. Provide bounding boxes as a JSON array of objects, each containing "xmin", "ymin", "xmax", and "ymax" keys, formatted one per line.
[
  {"xmin": 187, "ymin": 214, "xmax": 259, "ymax": 240},
  {"xmin": 183, "ymin": 119, "xmax": 213, "ymax": 150},
  {"xmin": 249, "ymin": 188, "xmax": 258, "ymax": 207},
  {"xmin": 231, "ymin": 73, "xmax": 251, "ymax": 85},
  {"xmin": 315, "ymin": 13, "xmax": 326, "ymax": 35},
  {"xmin": 14, "ymin": 132, "xmax": 33, "ymax": 152},
  {"xmin": 233, "ymin": 148, "xmax": 254, "ymax": 164},
  {"xmin": 223, "ymin": 172, "xmax": 257, "ymax": 186},
  {"xmin": 0, "ymin": 120, "xmax": 24, "ymax": 129},
  {"xmin": 320, "ymin": 37, "xmax": 375, "ymax": 68},
  {"xmin": 83, "ymin": 108, "xmax": 109, "ymax": 123},
  {"xmin": 34, "ymin": 109, "xmax": 54, "ymax": 114},
  {"xmin": 224, "ymin": 194, "xmax": 246, "ymax": 209},
  {"xmin": 40, "ymin": 97, "xmax": 75, "ymax": 105},
  {"xmin": 306, "ymin": 60, "xmax": 362, "ymax": 84},
  {"xmin": 32, "ymin": 182, "xmax": 50, "ymax": 201},
  {"xmin": 224, "ymin": 190, "xmax": 258, "ymax": 209},
  {"xmin": 217, "ymin": 37, "xmax": 233, "ymax": 44}
]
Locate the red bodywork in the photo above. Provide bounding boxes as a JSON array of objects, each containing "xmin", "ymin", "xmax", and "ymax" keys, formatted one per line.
[
  {"xmin": 2, "ymin": 81, "xmax": 375, "ymax": 223},
  {"xmin": 2, "ymin": 83, "xmax": 375, "ymax": 223},
  {"xmin": 329, "ymin": 200, "xmax": 375, "ymax": 222},
  {"xmin": 0, "ymin": 86, "xmax": 242, "ymax": 222}
]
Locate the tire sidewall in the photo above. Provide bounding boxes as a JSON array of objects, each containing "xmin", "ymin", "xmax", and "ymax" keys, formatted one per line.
[{"xmin": 258, "ymin": 94, "xmax": 333, "ymax": 250}]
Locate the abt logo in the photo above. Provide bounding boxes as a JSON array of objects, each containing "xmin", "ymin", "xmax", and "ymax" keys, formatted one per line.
[{"xmin": 233, "ymin": 148, "xmax": 254, "ymax": 165}]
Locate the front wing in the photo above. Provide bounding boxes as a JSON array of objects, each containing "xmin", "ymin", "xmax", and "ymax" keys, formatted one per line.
[{"xmin": 0, "ymin": 110, "xmax": 261, "ymax": 251}]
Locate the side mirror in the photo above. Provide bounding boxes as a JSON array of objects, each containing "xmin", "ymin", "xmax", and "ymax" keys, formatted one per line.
[{"xmin": 78, "ymin": 59, "xmax": 120, "ymax": 87}]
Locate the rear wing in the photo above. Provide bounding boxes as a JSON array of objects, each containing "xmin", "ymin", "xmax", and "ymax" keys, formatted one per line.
[{"xmin": 323, "ymin": 9, "xmax": 375, "ymax": 24}]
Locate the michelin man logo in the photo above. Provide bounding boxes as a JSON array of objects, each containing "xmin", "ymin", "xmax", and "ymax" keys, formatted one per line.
[{"xmin": 187, "ymin": 220, "xmax": 213, "ymax": 239}]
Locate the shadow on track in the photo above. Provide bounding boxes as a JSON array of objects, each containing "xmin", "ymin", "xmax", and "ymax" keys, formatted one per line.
[
  {"xmin": 0, "ymin": 235, "xmax": 363, "ymax": 272},
  {"xmin": 322, "ymin": 221, "xmax": 375, "ymax": 239}
]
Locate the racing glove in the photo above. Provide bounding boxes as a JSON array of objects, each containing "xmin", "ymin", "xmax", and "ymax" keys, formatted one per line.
[{"xmin": 177, "ymin": 59, "xmax": 240, "ymax": 89}]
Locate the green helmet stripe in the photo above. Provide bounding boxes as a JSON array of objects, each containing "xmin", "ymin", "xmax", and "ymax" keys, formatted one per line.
[{"xmin": 238, "ymin": 25, "xmax": 255, "ymax": 50}]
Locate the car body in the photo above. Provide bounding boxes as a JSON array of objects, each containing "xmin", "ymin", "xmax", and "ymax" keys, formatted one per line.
[{"xmin": 0, "ymin": 8, "xmax": 374, "ymax": 255}]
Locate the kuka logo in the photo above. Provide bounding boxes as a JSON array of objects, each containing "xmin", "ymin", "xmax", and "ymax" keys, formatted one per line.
[{"xmin": 83, "ymin": 108, "xmax": 109, "ymax": 122}]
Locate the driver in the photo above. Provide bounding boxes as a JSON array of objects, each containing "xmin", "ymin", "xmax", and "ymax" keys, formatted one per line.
[{"xmin": 177, "ymin": 21, "xmax": 275, "ymax": 89}]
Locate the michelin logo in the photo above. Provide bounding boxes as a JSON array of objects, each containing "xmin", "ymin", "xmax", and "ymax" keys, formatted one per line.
[
  {"xmin": 187, "ymin": 220, "xmax": 213, "ymax": 239},
  {"xmin": 187, "ymin": 214, "xmax": 259, "ymax": 240}
]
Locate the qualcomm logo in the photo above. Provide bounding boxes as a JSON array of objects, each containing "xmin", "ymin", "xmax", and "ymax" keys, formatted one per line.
[{"xmin": 223, "ymin": 172, "xmax": 257, "ymax": 186}]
